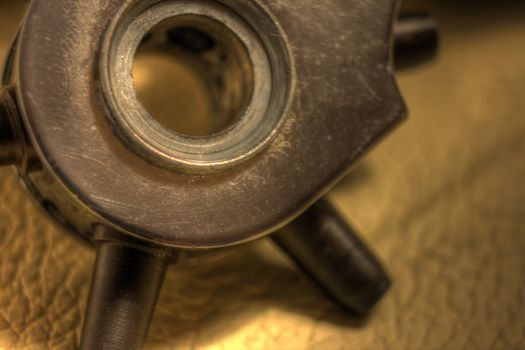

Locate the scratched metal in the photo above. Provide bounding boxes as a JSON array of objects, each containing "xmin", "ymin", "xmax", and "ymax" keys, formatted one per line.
[{"xmin": 1, "ymin": 0, "xmax": 525, "ymax": 349}]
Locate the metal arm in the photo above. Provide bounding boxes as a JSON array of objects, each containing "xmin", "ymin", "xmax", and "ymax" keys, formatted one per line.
[
  {"xmin": 273, "ymin": 199, "xmax": 390, "ymax": 315},
  {"xmin": 80, "ymin": 228, "xmax": 169, "ymax": 350}
]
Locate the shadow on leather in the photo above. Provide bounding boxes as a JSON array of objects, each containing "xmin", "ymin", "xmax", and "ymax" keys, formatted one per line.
[{"xmin": 145, "ymin": 239, "xmax": 374, "ymax": 348}]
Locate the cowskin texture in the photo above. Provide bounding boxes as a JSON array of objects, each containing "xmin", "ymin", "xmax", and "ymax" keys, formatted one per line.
[{"xmin": 1, "ymin": 0, "xmax": 525, "ymax": 349}]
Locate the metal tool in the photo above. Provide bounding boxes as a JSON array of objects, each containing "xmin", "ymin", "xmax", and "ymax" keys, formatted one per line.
[{"xmin": 0, "ymin": 1, "xmax": 437, "ymax": 348}]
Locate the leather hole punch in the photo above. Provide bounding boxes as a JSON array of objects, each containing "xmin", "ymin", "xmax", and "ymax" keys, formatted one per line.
[{"xmin": 0, "ymin": 1, "xmax": 437, "ymax": 348}]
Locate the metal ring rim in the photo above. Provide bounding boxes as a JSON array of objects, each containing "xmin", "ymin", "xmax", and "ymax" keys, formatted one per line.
[{"xmin": 100, "ymin": 0, "xmax": 290, "ymax": 172}]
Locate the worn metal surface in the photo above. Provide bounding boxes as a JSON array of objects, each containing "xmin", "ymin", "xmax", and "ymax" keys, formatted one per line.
[
  {"xmin": 14, "ymin": 0, "xmax": 404, "ymax": 248},
  {"xmin": 1, "ymin": 0, "xmax": 525, "ymax": 349}
]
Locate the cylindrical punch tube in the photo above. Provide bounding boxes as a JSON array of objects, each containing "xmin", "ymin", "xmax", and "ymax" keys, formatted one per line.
[{"xmin": 273, "ymin": 199, "xmax": 390, "ymax": 315}]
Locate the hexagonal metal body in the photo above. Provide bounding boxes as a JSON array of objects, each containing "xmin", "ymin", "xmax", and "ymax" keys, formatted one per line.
[{"xmin": 10, "ymin": 0, "xmax": 405, "ymax": 248}]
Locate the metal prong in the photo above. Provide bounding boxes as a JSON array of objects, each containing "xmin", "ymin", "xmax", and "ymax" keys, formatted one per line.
[
  {"xmin": 273, "ymin": 199, "xmax": 390, "ymax": 315},
  {"xmin": 394, "ymin": 12, "xmax": 439, "ymax": 70},
  {"xmin": 80, "ymin": 229, "xmax": 169, "ymax": 350}
]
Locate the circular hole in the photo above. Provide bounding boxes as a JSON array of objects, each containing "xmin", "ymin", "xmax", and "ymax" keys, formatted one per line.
[
  {"xmin": 103, "ymin": 0, "xmax": 289, "ymax": 170},
  {"xmin": 132, "ymin": 15, "xmax": 254, "ymax": 137}
]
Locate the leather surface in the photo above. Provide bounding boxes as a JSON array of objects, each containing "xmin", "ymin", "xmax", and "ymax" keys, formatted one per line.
[{"xmin": 1, "ymin": 0, "xmax": 525, "ymax": 349}]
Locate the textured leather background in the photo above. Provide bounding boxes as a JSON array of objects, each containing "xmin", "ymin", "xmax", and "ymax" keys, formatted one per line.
[{"xmin": 1, "ymin": 1, "xmax": 525, "ymax": 349}]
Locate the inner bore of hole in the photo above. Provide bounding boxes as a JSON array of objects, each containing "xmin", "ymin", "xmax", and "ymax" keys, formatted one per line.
[{"xmin": 132, "ymin": 15, "xmax": 254, "ymax": 137}]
